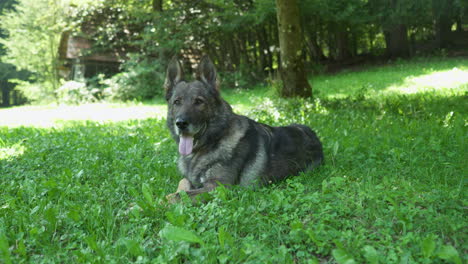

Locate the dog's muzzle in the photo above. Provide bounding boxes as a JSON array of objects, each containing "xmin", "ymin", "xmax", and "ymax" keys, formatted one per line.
[{"xmin": 175, "ymin": 117, "xmax": 189, "ymax": 131}]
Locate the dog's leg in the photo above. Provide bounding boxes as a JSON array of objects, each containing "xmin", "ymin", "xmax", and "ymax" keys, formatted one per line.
[
  {"xmin": 185, "ymin": 181, "xmax": 218, "ymax": 196},
  {"xmin": 167, "ymin": 179, "xmax": 228, "ymax": 203},
  {"xmin": 184, "ymin": 179, "xmax": 235, "ymax": 202}
]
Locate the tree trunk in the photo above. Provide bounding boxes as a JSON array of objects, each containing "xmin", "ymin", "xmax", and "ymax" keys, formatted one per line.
[
  {"xmin": 152, "ymin": 0, "xmax": 162, "ymax": 12},
  {"xmin": 304, "ymin": 27, "xmax": 326, "ymax": 61},
  {"xmin": 262, "ymin": 26, "xmax": 273, "ymax": 72},
  {"xmin": 239, "ymin": 33, "xmax": 252, "ymax": 66},
  {"xmin": 433, "ymin": 0, "xmax": 454, "ymax": 49},
  {"xmin": 257, "ymin": 28, "xmax": 268, "ymax": 73},
  {"xmin": 248, "ymin": 32, "xmax": 260, "ymax": 73},
  {"xmin": 383, "ymin": 24, "xmax": 410, "ymax": 58},
  {"xmin": 327, "ymin": 30, "xmax": 337, "ymax": 60},
  {"xmin": 1, "ymin": 81, "xmax": 11, "ymax": 107},
  {"xmin": 269, "ymin": 22, "xmax": 281, "ymax": 72},
  {"xmin": 275, "ymin": 0, "xmax": 311, "ymax": 98},
  {"xmin": 228, "ymin": 36, "xmax": 240, "ymax": 71},
  {"xmin": 13, "ymin": 89, "xmax": 19, "ymax": 106},
  {"xmin": 435, "ymin": 15, "xmax": 452, "ymax": 48},
  {"xmin": 336, "ymin": 29, "xmax": 352, "ymax": 61}
]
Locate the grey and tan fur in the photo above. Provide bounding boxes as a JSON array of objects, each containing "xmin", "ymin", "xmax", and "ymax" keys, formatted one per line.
[{"xmin": 165, "ymin": 56, "xmax": 324, "ymax": 201}]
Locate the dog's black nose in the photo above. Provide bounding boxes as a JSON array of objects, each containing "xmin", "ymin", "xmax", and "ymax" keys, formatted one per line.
[{"xmin": 175, "ymin": 118, "xmax": 189, "ymax": 130}]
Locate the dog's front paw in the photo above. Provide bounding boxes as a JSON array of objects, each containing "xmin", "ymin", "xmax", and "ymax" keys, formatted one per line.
[
  {"xmin": 165, "ymin": 192, "xmax": 181, "ymax": 204},
  {"xmin": 177, "ymin": 178, "xmax": 192, "ymax": 192},
  {"xmin": 166, "ymin": 179, "xmax": 192, "ymax": 204}
]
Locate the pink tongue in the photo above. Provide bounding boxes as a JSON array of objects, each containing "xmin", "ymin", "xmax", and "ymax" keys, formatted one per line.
[{"xmin": 179, "ymin": 136, "xmax": 194, "ymax": 155}]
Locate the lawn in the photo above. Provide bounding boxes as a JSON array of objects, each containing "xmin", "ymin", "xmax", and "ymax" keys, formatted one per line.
[{"xmin": 0, "ymin": 57, "xmax": 466, "ymax": 263}]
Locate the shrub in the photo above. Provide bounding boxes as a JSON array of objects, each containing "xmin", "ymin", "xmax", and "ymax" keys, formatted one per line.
[
  {"xmin": 56, "ymin": 81, "xmax": 100, "ymax": 104},
  {"xmin": 13, "ymin": 80, "xmax": 55, "ymax": 104},
  {"xmin": 102, "ymin": 54, "xmax": 165, "ymax": 101}
]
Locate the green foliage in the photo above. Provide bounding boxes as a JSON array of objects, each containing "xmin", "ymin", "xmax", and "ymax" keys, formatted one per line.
[
  {"xmin": 437, "ymin": 245, "xmax": 462, "ymax": 264},
  {"xmin": 0, "ymin": 57, "xmax": 466, "ymax": 262},
  {"xmin": 0, "ymin": 1, "xmax": 30, "ymax": 106},
  {"xmin": 11, "ymin": 80, "xmax": 53, "ymax": 103},
  {"xmin": 368, "ymin": 0, "xmax": 432, "ymax": 27},
  {"xmin": 0, "ymin": 0, "xmax": 15, "ymax": 58},
  {"xmin": 0, "ymin": 63, "xmax": 21, "ymax": 80},
  {"xmin": 102, "ymin": 54, "xmax": 165, "ymax": 101},
  {"xmin": 0, "ymin": 0, "xmax": 73, "ymax": 101},
  {"xmin": 160, "ymin": 225, "xmax": 204, "ymax": 246},
  {"xmin": 70, "ymin": 0, "xmax": 277, "ymax": 92},
  {"xmin": 69, "ymin": 0, "xmax": 464, "ymax": 101},
  {"xmin": 1, "ymin": 0, "xmax": 465, "ymax": 103}
]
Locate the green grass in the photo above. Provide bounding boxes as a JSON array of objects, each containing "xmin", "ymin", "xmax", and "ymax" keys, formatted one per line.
[{"xmin": 0, "ymin": 57, "xmax": 467, "ymax": 263}]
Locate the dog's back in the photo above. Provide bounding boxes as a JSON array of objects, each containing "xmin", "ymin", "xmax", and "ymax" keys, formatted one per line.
[
  {"xmin": 260, "ymin": 123, "xmax": 323, "ymax": 183},
  {"xmin": 232, "ymin": 117, "xmax": 323, "ymax": 186}
]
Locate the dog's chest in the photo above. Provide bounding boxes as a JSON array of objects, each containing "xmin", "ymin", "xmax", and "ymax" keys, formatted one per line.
[
  {"xmin": 177, "ymin": 117, "xmax": 250, "ymax": 188},
  {"xmin": 177, "ymin": 154, "xmax": 209, "ymax": 188}
]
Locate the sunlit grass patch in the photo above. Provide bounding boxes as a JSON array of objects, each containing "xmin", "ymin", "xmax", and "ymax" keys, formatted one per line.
[
  {"xmin": 383, "ymin": 67, "xmax": 468, "ymax": 95},
  {"xmin": 313, "ymin": 57, "xmax": 468, "ymax": 99},
  {"xmin": 0, "ymin": 143, "xmax": 25, "ymax": 160},
  {"xmin": 221, "ymin": 86, "xmax": 272, "ymax": 114}
]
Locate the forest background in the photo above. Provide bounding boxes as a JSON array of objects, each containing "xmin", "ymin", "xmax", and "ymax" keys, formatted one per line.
[{"xmin": 0, "ymin": 0, "xmax": 467, "ymax": 105}]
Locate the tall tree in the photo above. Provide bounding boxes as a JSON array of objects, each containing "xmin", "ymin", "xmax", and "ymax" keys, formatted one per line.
[{"xmin": 275, "ymin": 0, "xmax": 311, "ymax": 97}]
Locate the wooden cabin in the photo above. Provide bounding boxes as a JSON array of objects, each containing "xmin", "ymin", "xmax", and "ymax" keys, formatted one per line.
[{"xmin": 58, "ymin": 32, "xmax": 122, "ymax": 81}]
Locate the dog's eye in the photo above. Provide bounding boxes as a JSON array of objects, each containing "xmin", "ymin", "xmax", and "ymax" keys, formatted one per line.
[
  {"xmin": 174, "ymin": 99, "xmax": 181, "ymax": 105},
  {"xmin": 194, "ymin": 98, "xmax": 204, "ymax": 105}
]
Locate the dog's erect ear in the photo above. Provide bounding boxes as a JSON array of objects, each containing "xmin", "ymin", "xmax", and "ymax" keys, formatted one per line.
[
  {"xmin": 197, "ymin": 56, "xmax": 219, "ymax": 91},
  {"xmin": 164, "ymin": 56, "xmax": 184, "ymax": 94}
]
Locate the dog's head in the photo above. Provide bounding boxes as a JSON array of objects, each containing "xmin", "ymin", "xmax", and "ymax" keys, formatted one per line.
[{"xmin": 164, "ymin": 56, "xmax": 222, "ymax": 155}]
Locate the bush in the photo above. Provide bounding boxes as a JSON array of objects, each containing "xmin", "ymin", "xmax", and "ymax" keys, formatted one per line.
[
  {"xmin": 13, "ymin": 79, "xmax": 55, "ymax": 104},
  {"xmin": 102, "ymin": 54, "xmax": 165, "ymax": 101},
  {"xmin": 218, "ymin": 63, "xmax": 259, "ymax": 90},
  {"xmin": 218, "ymin": 71, "xmax": 250, "ymax": 90},
  {"xmin": 56, "ymin": 81, "xmax": 100, "ymax": 104}
]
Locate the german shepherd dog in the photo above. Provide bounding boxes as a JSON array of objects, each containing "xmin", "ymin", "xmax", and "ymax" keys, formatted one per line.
[{"xmin": 165, "ymin": 56, "xmax": 323, "ymax": 201}]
